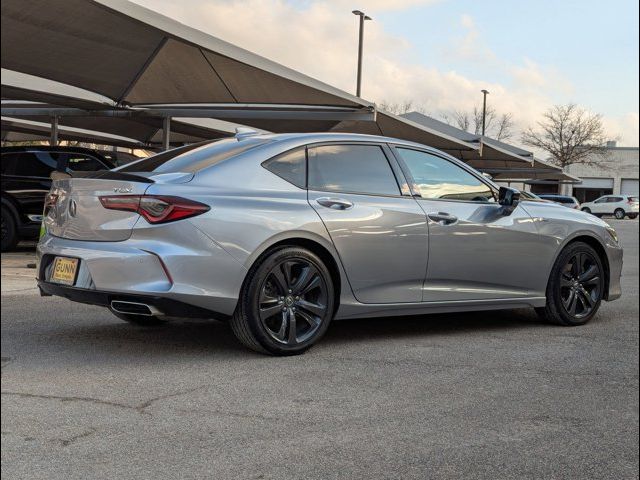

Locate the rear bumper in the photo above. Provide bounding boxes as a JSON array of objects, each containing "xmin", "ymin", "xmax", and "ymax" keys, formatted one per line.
[
  {"xmin": 36, "ymin": 221, "xmax": 247, "ymax": 316},
  {"xmin": 38, "ymin": 281, "xmax": 224, "ymax": 319}
]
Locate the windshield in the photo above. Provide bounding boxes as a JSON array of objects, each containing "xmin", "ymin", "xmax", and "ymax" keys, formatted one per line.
[{"xmin": 117, "ymin": 137, "xmax": 271, "ymax": 174}]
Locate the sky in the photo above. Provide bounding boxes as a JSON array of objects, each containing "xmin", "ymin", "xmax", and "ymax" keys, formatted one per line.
[{"xmin": 131, "ymin": 0, "xmax": 639, "ymax": 148}]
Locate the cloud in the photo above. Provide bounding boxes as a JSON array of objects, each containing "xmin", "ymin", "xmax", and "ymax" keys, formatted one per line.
[{"xmin": 131, "ymin": 0, "xmax": 637, "ymax": 148}]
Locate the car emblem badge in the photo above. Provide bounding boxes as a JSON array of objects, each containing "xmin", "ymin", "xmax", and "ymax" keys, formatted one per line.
[
  {"xmin": 114, "ymin": 186, "xmax": 133, "ymax": 193},
  {"xmin": 69, "ymin": 199, "xmax": 77, "ymax": 217}
]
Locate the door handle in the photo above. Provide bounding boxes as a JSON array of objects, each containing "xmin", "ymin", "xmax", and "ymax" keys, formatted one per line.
[
  {"xmin": 316, "ymin": 197, "xmax": 354, "ymax": 210},
  {"xmin": 427, "ymin": 212, "xmax": 458, "ymax": 225}
]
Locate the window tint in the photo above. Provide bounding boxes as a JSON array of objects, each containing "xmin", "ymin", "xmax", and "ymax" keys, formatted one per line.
[
  {"xmin": 308, "ymin": 144, "xmax": 400, "ymax": 196},
  {"xmin": 396, "ymin": 148, "xmax": 495, "ymax": 202},
  {"xmin": 262, "ymin": 148, "xmax": 306, "ymax": 188},
  {"xmin": 1, "ymin": 153, "xmax": 18, "ymax": 175},
  {"xmin": 3, "ymin": 152, "xmax": 56, "ymax": 177},
  {"xmin": 594, "ymin": 197, "xmax": 608, "ymax": 203},
  {"xmin": 119, "ymin": 138, "xmax": 270, "ymax": 174},
  {"xmin": 610, "ymin": 197, "xmax": 624, "ymax": 203},
  {"xmin": 63, "ymin": 154, "xmax": 107, "ymax": 172}
]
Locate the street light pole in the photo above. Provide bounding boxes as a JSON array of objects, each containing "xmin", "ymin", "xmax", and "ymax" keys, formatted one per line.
[
  {"xmin": 481, "ymin": 89, "xmax": 489, "ymax": 136},
  {"xmin": 352, "ymin": 10, "xmax": 371, "ymax": 97}
]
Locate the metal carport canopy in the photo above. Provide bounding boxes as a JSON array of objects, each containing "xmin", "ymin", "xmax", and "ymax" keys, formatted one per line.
[{"xmin": 1, "ymin": 0, "xmax": 477, "ymax": 155}]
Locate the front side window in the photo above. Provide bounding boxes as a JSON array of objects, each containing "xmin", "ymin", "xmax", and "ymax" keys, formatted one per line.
[
  {"xmin": 396, "ymin": 148, "xmax": 495, "ymax": 202},
  {"xmin": 262, "ymin": 148, "xmax": 306, "ymax": 188},
  {"xmin": 308, "ymin": 144, "xmax": 400, "ymax": 196},
  {"xmin": 595, "ymin": 197, "xmax": 608, "ymax": 203}
]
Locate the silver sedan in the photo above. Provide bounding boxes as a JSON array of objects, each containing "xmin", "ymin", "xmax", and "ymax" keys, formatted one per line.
[{"xmin": 37, "ymin": 132, "xmax": 623, "ymax": 355}]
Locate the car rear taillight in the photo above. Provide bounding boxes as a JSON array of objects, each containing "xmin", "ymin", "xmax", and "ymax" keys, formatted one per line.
[{"xmin": 99, "ymin": 195, "xmax": 210, "ymax": 224}]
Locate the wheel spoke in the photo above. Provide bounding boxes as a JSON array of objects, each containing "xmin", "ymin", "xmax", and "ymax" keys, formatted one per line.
[
  {"xmin": 563, "ymin": 289, "xmax": 577, "ymax": 315},
  {"xmin": 583, "ymin": 275, "xmax": 600, "ymax": 287},
  {"xmin": 560, "ymin": 274, "xmax": 573, "ymax": 288},
  {"xmin": 292, "ymin": 265, "xmax": 320, "ymax": 294},
  {"xmin": 296, "ymin": 309, "xmax": 320, "ymax": 328},
  {"xmin": 578, "ymin": 265, "xmax": 598, "ymax": 283},
  {"xmin": 297, "ymin": 298, "xmax": 326, "ymax": 317},
  {"xmin": 282, "ymin": 261, "xmax": 295, "ymax": 289},
  {"xmin": 270, "ymin": 267, "xmax": 288, "ymax": 293},
  {"xmin": 259, "ymin": 302, "xmax": 283, "ymax": 321},
  {"xmin": 300, "ymin": 274, "xmax": 321, "ymax": 295},
  {"xmin": 287, "ymin": 309, "xmax": 297, "ymax": 343},
  {"xmin": 275, "ymin": 310, "xmax": 288, "ymax": 341},
  {"xmin": 579, "ymin": 289, "xmax": 595, "ymax": 309}
]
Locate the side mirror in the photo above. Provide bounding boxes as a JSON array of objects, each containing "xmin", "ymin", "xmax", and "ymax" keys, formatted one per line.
[{"xmin": 498, "ymin": 186, "xmax": 520, "ymax": 214}]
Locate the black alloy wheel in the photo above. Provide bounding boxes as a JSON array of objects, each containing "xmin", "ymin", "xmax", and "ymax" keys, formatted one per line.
[
  {"xmin": 536, "ymin": 242, "xmax": 604, "ymax": 326},
  {"xmin": 258, "ymin": 258, "xmax": 329, "ymax": 345},
  {"xmin": 558, "ymin": 251, "xmax": 601, "ymax": 319},
  {"xmin": 230, "ymin": 247, "xmax": 334, "ymax": 355}
]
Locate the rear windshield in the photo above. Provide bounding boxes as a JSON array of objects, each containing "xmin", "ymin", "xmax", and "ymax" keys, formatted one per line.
[{"xmin": 118, "ymin": 137, "xmax": 270, "ymax": 174}]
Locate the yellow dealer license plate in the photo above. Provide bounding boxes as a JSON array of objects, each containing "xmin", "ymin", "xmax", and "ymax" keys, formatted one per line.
[{"xmin": 51, "ymin": 257, "xmax": 79, "ymax": 285}]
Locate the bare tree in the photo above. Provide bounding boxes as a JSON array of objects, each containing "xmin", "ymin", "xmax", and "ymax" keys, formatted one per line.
[
  {"xmin": 441, "ymin": 105, "xmax": 514, "ymax": 141},
  {"xmin": 378, "ymin": 100, "xmax": 428, "ymax": 116},
  {"xmin": 521, "ymin": 104, "xmax": 610, "ymax": 168}
]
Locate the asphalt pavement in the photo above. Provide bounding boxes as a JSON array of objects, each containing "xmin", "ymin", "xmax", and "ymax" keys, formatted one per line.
[{"xmin": 1, "ymin": 220, "xmax": 638, "ymax": 480}]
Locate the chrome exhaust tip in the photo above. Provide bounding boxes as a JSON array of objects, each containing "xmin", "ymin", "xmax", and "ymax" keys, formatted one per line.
[{"xmin": 110, "ymin": 300, "xmax": 161, "ymax": 317}]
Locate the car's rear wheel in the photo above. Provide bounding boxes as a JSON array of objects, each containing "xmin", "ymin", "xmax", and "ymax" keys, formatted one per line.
[
  {"xmin": 581, "ymin": 207, "xmax": 591, "ymax": 214},
  {"xmin": 1, "ymin": 206, "xmax": 19, "ymax": 252},
  {"xmin": 614, "ymin": 208, "xmax": 625, "ymax": 220},
  {"xmin": 109, "ymin": 309, "xmax": 166, "ymax": 326},
  {"xmin": 628, "ymin": 213, "xmax": 637, "ymax": 220},
  {"xmin": 230, "ymin": 246, "xmax": 334, "ymax": 355},
  {"xmin": 536, "ymin": 242, "xmax": 604, "ymax": 326}
]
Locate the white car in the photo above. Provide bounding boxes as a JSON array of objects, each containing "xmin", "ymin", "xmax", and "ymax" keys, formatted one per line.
[{"xmin": 581, "ymin": 195, "xmax": 639, "ymax": 220}]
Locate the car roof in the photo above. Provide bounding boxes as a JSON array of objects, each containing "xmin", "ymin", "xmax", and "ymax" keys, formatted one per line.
[{"xmin": 1, "ymin": 145, "xmax": 108, "ymax": 157}]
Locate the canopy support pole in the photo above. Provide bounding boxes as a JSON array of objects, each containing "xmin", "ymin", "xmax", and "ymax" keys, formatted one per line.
[
  {"xmin": 50, "ymin": 115, "xmax": 59, "ymax": 146},
  {"xmin": 162, "ymin": 116, "xmax": 171, "ymax": 151}
]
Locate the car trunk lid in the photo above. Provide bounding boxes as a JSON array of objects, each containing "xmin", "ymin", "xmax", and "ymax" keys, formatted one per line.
[{"xmin": 44, "ymin": 171, "xmax": 191, "ymax": 241}]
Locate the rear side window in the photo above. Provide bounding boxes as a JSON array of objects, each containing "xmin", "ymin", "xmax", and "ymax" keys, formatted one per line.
[
  {"xmin": 119, "ymin": 138, "xmax": 270, "ymax": 174},
  {"xmin": 308, "ymin": 144, "xmax": 400, "ymax": 196},
  {"xmin": 262, "ymin": 148, "xmax": 306, "ymax": 188},
  {"xmin": 1, "ymin": 153, "xmax": 18, "ymax": 175},
  {"xmin": 63, "ymin": 154, "xmax": 107, "ymax": 172},
  {"xmin": 2, "ymin": 152, "xmax": 56, "ymax": 177}
]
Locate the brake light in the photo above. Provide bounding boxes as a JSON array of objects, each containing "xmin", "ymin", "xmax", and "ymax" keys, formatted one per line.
[{"xmin": 99, "ymin": 195, "xmax": 210, "ymax": 224}]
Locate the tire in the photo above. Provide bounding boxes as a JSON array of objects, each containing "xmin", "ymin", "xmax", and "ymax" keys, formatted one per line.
[
  {"xmin": 230, "ymin": 246, "xmax": 335, "ymax": 355},
  {"xmin": 581, "ymin": 207, "xmax": 591, "ymax": 214},
  {"xmin": 110, "ymin": 309, "xmax": 166, "ymax": 326},
  {"xmin": 628, "ymin": 214, "xmax": 637, "ymax": 220},
  {"xmin": 1, "ymin": 205, "xmax": 19, "ymax": 252},
  {"xmin": 536, "ymin": 241, "xmax": 604, "ymax": 326},
  {"xmin": 614, "ymin": 209, "xmax": 625, "ymax": 220}
]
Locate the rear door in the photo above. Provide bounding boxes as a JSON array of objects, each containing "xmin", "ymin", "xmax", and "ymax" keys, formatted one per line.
[
  {"xmin": 391, "ymin": 146, "xmax": 542, "ymax": 302},
  {"xmin": 307, "ymin": 143, "xmax": 428, "ymax": 304}
]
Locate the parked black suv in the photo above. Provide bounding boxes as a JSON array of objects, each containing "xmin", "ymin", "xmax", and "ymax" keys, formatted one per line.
[{"xmin": 1, "ymin": 146, "xmax": 114, "ymax": 251}]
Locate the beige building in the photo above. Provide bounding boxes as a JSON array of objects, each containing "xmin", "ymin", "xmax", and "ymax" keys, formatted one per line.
[{"xmin": 560, "ymin": 142, "xmax": 639, "ymax": 202}]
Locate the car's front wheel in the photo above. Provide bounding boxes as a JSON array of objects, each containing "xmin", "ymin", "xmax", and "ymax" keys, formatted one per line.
[
  {"xmin": 230, "ymin": 246, "xmax": 335, "ymax": 355},
  {"xmin": 614, "ymin": 208, "xmax": 626, "ymax": 220},
  {"xmin": 536, "ymin": 241, "xmax": 604, "ymax": 326},
  {"xmin": 628, "ymin": 213, "xmax": 637, "ymax": 220}
]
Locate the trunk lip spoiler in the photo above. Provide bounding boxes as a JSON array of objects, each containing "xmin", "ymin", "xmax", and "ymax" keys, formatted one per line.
[{"xmin": 64, "ymin": 171, "xmax": 155, "ymax": 183}]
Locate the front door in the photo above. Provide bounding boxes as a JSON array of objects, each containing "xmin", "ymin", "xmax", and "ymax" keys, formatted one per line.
[
  {"xmin": 307, "ymin": 143, "xmax": 428, "ymax": 304},
  {"xmin": 392, "ymin": 146, "xmax": 542, "ymax": 302}
]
